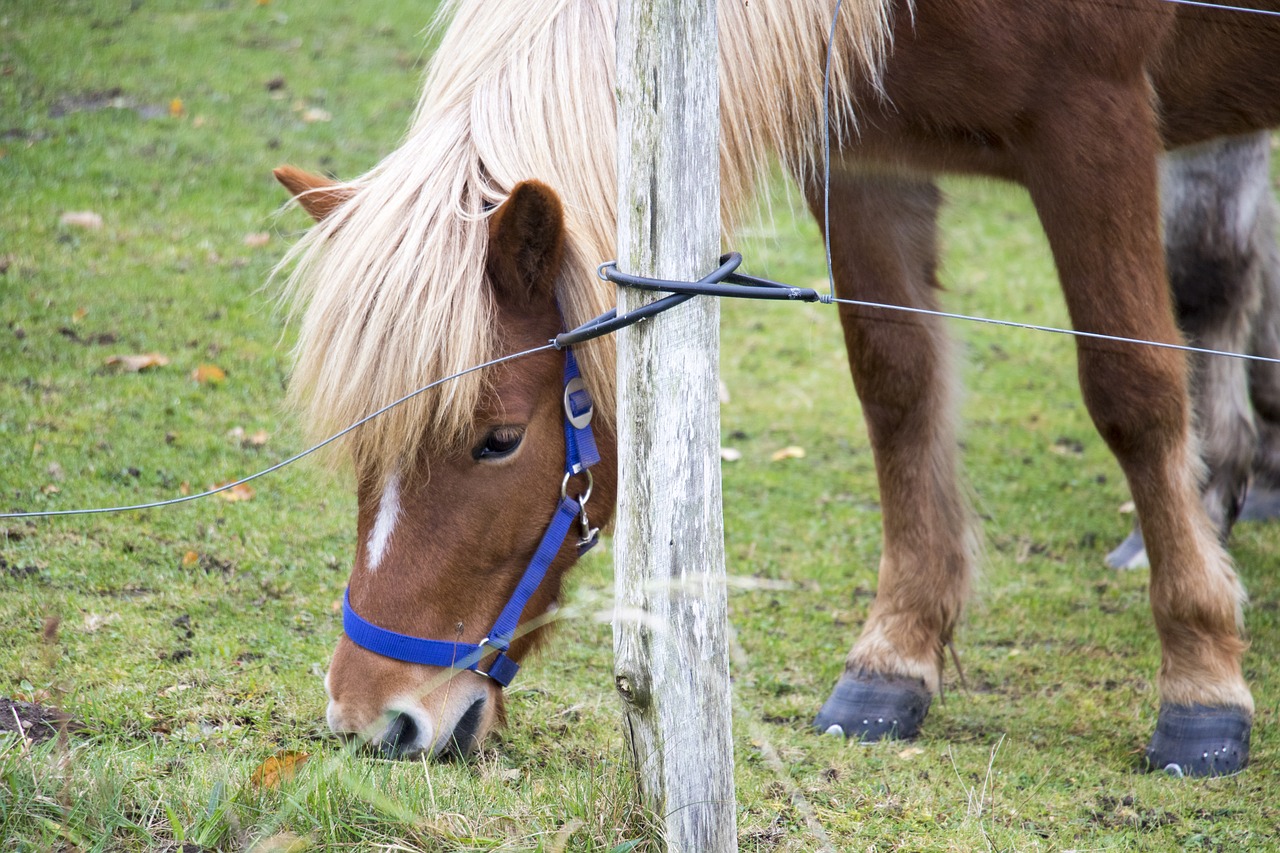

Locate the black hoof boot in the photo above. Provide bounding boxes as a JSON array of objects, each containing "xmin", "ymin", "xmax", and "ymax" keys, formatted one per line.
[
  {"xmin": 1144, "ymin": 704, "xmax": 1251, "ymax": 777},
  {"xmin": 813, "ymin": 673, "xmax": 932, "ymax": 742}
]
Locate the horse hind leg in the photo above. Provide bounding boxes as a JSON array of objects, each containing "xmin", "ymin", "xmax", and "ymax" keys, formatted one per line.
[
  {"xmin": 1023, "ymin": 80, "xmax": 1251, "ymax": 776},
  {"xmin": 805, "ymin": 171, "xmax": 976, "ymax": 742},
  {"xmin": 1107, "ymin": 133, "xmax": 1271, "ymax": 570},
  {"xmin": 1243, "ymin": 162, "xmax": 1280, "ymax": 520}
]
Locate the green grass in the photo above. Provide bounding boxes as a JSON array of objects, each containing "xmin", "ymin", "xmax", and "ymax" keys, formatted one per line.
[{"xmin": 3, "ymin": 2, "xmax": 1279, "ymax": 850}]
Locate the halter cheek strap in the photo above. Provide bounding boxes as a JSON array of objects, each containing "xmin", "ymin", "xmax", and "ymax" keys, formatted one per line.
[{"xmin": 341, "ymin": 347, "xmax": 600, "ymax": 687}]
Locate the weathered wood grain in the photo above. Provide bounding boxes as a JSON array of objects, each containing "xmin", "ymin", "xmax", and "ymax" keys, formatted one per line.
[{"xmin": 614, "ymin": 1, "xmax": 737, "ymax": 850}]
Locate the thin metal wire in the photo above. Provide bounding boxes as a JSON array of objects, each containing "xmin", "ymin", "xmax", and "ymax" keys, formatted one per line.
[
  {"xmin": 1159, "ymin": 0, "xmax": 1280, "ymax": 18},
  {"xmin": 827, "ymin": 296, "xmax": 1280, "ymax": 364},
  {"xmin": 0, "ymin": 343, "xmax": 556, "ymax": 519},
  {"xmin": 821, "ymin": 0, "xmax": 845, "ymax": 299}
]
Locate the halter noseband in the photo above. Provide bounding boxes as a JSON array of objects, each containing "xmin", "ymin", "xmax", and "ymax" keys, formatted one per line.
[{"xmin": 341, "ymin": 347, "xmax": 600, "ymax": 687}]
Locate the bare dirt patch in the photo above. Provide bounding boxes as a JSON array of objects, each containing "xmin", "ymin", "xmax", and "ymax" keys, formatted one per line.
[{"xmin": 0, "ymin": 697, "xmax": 82, "ymax": 745}]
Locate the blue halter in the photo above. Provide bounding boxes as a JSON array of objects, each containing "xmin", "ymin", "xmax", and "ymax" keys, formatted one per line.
[{"xmin": 341, "ymin": 348, "xmax": 601, "ymax": 687}]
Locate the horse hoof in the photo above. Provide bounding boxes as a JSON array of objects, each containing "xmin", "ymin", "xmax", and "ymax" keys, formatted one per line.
[
  {"xmin": 813, "ymin": 673, "xmax": 931, "ymax": 742},
  {"xmin": 1105, "ymin": 527, "xmax": 1148, "ymax": 570},
  {"xmin": 1144, "ymin": 704, "xmax": 1251, "ymax": 778},
  {"xmin": 1239, "ymin": 485, "xmax": 1280, "ymax": 522}
]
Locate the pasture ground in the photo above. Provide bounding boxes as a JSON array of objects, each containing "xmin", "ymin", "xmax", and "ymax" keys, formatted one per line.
[{"xmin": 2, "ymin": 2, "xmax": 1278, "ymax": 850}]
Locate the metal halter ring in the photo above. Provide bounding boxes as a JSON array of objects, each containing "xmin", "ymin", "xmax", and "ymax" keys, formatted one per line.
[{"xmin": 560, "ymin": 469, "xmax": 594, "ymax": 505}]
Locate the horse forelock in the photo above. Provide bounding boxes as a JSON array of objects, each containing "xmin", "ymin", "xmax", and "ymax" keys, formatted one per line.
[{"xmin": 278, "ymin": 0, "xmax": 896, "ymax": 488}]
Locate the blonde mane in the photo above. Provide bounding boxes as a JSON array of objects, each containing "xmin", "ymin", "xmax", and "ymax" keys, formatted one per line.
[{"xmin": 279, "ymin": 0, "xmax": 897, "ymax": 486}]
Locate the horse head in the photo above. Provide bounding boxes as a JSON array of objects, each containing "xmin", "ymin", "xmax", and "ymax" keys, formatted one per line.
[{"xmin": 278, "ymin": 168, "xmax": 616, "ymax": 758}]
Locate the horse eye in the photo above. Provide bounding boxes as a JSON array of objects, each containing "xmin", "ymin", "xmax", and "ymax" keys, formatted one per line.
[{"xmin": 475, "ymin": 427, "xmax": 524, "ymax": 461}]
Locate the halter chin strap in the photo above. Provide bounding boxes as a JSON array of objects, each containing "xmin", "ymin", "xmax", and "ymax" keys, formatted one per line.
[{"xmin": 341, "ymin": 348, "xmax": 600, "ymax": 687}]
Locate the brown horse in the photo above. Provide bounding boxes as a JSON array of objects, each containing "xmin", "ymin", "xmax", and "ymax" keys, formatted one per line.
[{"xmin": 276, "ymin": 0, "xmax": 1280, "ymax": 775}]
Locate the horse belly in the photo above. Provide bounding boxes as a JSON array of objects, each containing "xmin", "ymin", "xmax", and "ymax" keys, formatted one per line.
[
  {"xmin": 850, "ymin": 0, "xmax": 1177, "ymax": 178},
  {"xmin": 1154, "ymin": 4, "xmax": 1280, "ymax": 147}
]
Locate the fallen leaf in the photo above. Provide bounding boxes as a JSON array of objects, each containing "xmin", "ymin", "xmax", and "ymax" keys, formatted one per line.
[
  {"xmin": 181, "ymin": 551, "xmax": 199, "ymax": 568},
  {"xmin": 40, "ymin": 484, "xmax": 59, "ymax": 495},
  {"xmin": 214, "ymin": 481, "xmax": 254, "ymax": 502},
  {"xmin": 243, "ymin": 232, "xmax": 270, "ymax": 248},
  {"xmin": 249, "ymin": 750, "xmax": 309, "ymax": 790},
  {"xmin": 71, "ymin": 306, "xmax": 88, "ymax": 323},
  {"xmin": 249, "ymin": 833, "xmax": 311, "ymax": 853},
  {"xmin": 60, "ymin": 211, "xmax": 103, "ymax": 230},
  {"xmin": 83, "ymin": 612, "xmax": 118, "ymax": 633},
  {"xmin": 169, "ymin": 97, "xmax": 185, "ymax": 118},
  {"xmin": 105, "ymin": 352, "xmax": 169, "ymax": 372},
  {"xmin": 244, "ymin": 429, "xmax": 269, "ymax": 449},
  {"xmin": 719, "ymin": 447, "xmax": 742, "ymax": 462},
  {"xmin": 770, "ymin": 446, "xmax": 806, "ymax": 462},
  {"xmin": 179, "ymin": 481, "xmax": 192, "ymax": 496},
  {"xmin": 300, "ymin": 107, "xmax": 331, "ymax": 124},
  {"xmin": 897, "ymin": 746, "xmax": 925, "ymax": 760},
  {"xmin": 15, "ymin": 688, "xmax": 51, "ymax": 704},
  {"xmin": 191, "ymin": 364, "xmax": 226, "ymax": 384}
]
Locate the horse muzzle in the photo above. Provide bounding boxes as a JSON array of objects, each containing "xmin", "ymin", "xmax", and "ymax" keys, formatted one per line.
[{"xmin": 325, "ymin": 648, "xmax": 499, "ymax": 759}]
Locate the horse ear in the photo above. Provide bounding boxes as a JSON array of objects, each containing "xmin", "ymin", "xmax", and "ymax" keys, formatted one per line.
[
  {"xmin": 486, "ymin": 181, "xmax": 566, "ymax": 310},
  {"xmin": 273, "ymin": 165, "xmax": 354, "ymax": 222}
]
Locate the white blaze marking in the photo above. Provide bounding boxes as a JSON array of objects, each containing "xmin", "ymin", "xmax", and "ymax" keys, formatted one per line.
[{"xmin": 366, "ymin": 473, "xmax": 401, "ymax": 572}]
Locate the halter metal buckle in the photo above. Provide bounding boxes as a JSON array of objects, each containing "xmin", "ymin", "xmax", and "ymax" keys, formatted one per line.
[
  {"xmin": 560, "ymin": 470, "xmax": 598, "ymax": 547},
  {"xmin": 477, "ymin": 635, "xmax": 507, "ymax": 654},
  {"xmin": 564, "ymin": 377, "xmax": 593, "ymax": 428}
]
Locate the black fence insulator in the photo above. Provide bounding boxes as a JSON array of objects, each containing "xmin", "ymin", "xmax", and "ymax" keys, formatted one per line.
[{"xmin": 554, "ymin": 252, "xmax": 830, "ymax": 348}]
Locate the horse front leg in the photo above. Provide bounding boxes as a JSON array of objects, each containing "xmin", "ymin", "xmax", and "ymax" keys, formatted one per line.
[
  {"xmin": 1021, "ymin": 78, "xmax": 1252, "ymax": 776},
  {"xmin": 805, "ymin": 171, "xmax": 976, "ymax": 742}
]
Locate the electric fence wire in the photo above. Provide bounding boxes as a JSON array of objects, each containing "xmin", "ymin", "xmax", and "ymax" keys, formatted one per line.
[{"xmin": 0, "ymin": 344, "xmax": 555, "ymax": 519}]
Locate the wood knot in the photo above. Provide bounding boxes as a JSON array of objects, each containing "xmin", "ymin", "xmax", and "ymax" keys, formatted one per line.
[{"xmin": 615, "ymin": 673, "xmax": 649, "ymax": 707}]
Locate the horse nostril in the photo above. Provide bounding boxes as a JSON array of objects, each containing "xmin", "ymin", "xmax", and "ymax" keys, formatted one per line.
[
  {"xmin": 379, "ymin": 712, "xmax": 420, "ymax": 759},
  {"xmin": 445, "ymin": 697, "xmax": 487, "ymax": 758}
]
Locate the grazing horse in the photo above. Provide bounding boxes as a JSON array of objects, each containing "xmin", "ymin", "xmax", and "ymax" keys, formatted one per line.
[
  {"xmin": 276, "ymin": 0, "xmax": 1280, "ymax": 775},
  {"xmin": 1108, "ymin": 131, "xmax": 1280, "ymax": 569}
]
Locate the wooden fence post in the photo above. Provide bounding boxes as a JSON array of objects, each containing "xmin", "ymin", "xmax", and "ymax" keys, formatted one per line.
[{"xmin": 614, "ymin": 1, "xmax": 737, "ymax": 851}]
